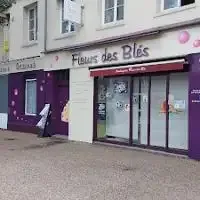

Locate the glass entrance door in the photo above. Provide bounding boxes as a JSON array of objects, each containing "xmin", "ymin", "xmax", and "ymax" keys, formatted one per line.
[{"xmin": 132, "ymin": 76, "xmax": 149, "ymax": 145}]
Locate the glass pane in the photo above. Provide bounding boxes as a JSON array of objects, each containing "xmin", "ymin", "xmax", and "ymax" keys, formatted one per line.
[
  {"xmin": 26, "ymin": 80, "xmax": 37, "ymax": 115},
  {"xmin": 29, "ymin": 9, "xmax": 34, "ymax": 19},
  {"xmin": 168, "ymin": 73, "xmax": 188, "ymax": 150},
  {"xmin": 105, "ymin": 0, "xmax": 114, "ymax": 9},
  {"xmin": 29, "ymin": 31, "xmax": 35, "ymax": 41},
  {"xmin": 62, "ymin": 21, "xmax": 69, "ymax": 33},
  {"xmin": 29, "ymin": 19, "xmax": 34, "ymax": 30},
  {"xmin": 117, "ymin": 5, "xmax": 124, "ymax": 20},
  {"xmin": 104, "ymin": 9, "xmax": 114, "ymax": 23},
  {"xmin": 150, "ymin": 76, "xmax": 166, "ymax": 147},
  {"xmin": 164, "ymin": 0, "xmax": 180, "ymax": 9},
  {"xmin": 117, "ymin": 0, "xmax": 124, "ymax": 6},
  {"xmin": 132, "ymin": 77, "xmax": 148, "ymax": 145},
  {"xmin": 96, "ymin": 77, "xmax": 130, "ymax": 143},
  {"xmin": 70, "ymin": 23, "xmax": 75, "ymax": 32}
]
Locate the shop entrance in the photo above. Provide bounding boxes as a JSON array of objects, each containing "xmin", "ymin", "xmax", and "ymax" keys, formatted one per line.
[
  {"xmin": 0, "ymin": 75, "xmax": 8, "ymax": 129},
  {"xmin": 54, "ymin": 70, "xmax": 69, "ymax": 135},
  {"xmin": 95, "ymin": 72, "xmax": 188, "ymax": 152}
]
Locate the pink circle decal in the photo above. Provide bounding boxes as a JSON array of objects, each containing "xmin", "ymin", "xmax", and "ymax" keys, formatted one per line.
[
  {"xmin": 13, "ymin": 110, "xmax": 17, "ymax": 116},
  {"xmin": 55, "ymin": 56, "xmax": 59, "ymax": 61},
  {"xmin": 11, "ymin": 101, "xmax": 15, "ymax": 106},
  {"xmin": 40, "ymin": 85, "xmax": 44, "ymax": 92},
  {"xmin": 17, "ymin": 117, "xmax": 19, "ymax": 120},
  {"xmin": 178, "ymin": 31, "xmax": 190, "ymax": 44},
  {"xmin": 193, "ymin": 40, "xmax": 200, "ymax": 47},
  {"xmin": 47, "ymin": 73, "xmax": 51, "ymax": 77},
  {"xmin": 14, "ymin": 89, "xmax": 18, "ymax": 96}
]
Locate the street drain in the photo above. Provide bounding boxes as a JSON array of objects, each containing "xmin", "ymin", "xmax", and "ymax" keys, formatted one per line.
[
  {"xmin": 23, "ymin": 140, "xmax": 66, "ymax": 150},
  {"xmin": 4, "ymin": 138, "xmax": 17, "ymax": 141}
]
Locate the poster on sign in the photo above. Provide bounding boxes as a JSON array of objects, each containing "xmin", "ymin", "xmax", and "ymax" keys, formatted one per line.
[{"xmin": 64, "ymin": 0, "xmax": 82, "ymax": 24}]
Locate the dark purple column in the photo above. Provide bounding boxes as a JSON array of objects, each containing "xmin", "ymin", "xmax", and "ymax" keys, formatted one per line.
[{"xmin": 188, "ymin": 53, "xmax": 200, "ymax": 160}]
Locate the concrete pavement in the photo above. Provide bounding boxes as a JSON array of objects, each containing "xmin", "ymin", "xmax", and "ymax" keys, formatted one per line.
[{"xmin": 0, "ymin": 130, "xmax": 200, "ymax": 200}]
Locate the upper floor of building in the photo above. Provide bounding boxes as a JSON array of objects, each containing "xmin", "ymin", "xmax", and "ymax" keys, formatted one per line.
[{"xmin": 7, "ymin": 0, "xmax": 200, "ymax": 60}]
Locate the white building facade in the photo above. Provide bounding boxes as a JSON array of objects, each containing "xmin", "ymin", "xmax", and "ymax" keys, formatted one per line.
[{"xmin": 2, "ymin": 0, "xmax": 200, "ymax": 159}]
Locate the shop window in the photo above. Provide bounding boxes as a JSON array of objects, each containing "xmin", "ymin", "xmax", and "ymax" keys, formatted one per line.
[
  {"xmin": 25, "ymin": 79, "xmax": 37, "ymax": 115},
  {"xmin": 60, "ymin": 0, "xmax": 75, "ymax": 34},
  {"xmin": 161, "ymin": 0, "xmax": 195, "ymax": 10},
  {"xmin": 95, "ymin": 72, "xmax": 189, "ymax": 151},
  {"xmin": 168, "ymin": 73, "xmax": 188, "ymax": 150},
  {"xmin": 96, "ymin": 77, "xmax": 130, "ymax": 143},
  {"xmin": 150, "ymin": 76, "xmax": 167, "ymax": 147},
  {"xmin": 102, "ymin": 0, "xmax": 124, "ymax": 24}
]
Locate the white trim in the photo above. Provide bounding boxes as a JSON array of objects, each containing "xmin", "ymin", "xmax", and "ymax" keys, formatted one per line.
[
  {"xmin": 25, "ymin": 78, "xmax": 37, "ymax": 116},
  {"xmin": 90, "ymin": 59, "xmax": 186, "ymax": 72}
]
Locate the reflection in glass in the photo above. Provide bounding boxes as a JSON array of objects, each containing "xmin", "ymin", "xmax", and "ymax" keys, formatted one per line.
[
  {"xmin": 150, "ymin": 76, "xmax": 166, "ymax": 147},
  {"xmin": 164, "ymin": 0, "xmax": 180, "ymax": 9},
  {"xmin": 132, "ymin": 77, "xmax": 148, "ymax": 145},
  {"xmin": 168, "ymin": 73, "xmax": 188, "ymax": 150}
]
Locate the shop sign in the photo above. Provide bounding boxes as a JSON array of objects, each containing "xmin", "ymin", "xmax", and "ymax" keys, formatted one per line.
[
  {"xmin": 16, "ymin": 61, "xmax": 36, "ymax": 71},
  {"xmin": 0, "ymin": 66, "xmax": 10, "ymax": 74},
  {"xmin": 0, "ymin": 58, "xmax": 40, "ymax": 75},
  {"xmin": 191, "ymin": 89, "xmax": 200, "ymax": 103},
  {"xmin": 72, "ymin": 43, "xmax": 149, "ymax": 66}
]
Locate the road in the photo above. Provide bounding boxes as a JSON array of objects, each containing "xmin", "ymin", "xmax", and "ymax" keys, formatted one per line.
[{"xmin": 0, "ymin": 130, "xmax": 200, "ymax": 200}]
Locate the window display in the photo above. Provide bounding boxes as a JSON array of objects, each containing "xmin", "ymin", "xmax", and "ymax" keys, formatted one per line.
[
  {"xmin": 97, "ymin": 77, "xmax": 130, "ymax": 142},
  {"xmin": 150, "ymin": 76, "xmax": 166, "ymax": 147},
  {"xmin": 95, "ymin": 72, "xmax": 189, "ymax": 151},
  {"xmin": 168, "ymin": 73, "xmax": 188, "ymax": 150}
]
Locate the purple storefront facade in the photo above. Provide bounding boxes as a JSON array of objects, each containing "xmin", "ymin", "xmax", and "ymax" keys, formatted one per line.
[
  {"xmin": 7, "ymin": 69, "xmax": 69, "ymax": 136},
  {"xmin": 3, "ymin": 52, "xmax": 200, "ymax": 160},
  {"xmin": 188, "ymin": 53, "xmax": 200, "ymax": 160}
]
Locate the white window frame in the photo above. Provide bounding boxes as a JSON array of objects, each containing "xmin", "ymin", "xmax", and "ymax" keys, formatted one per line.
[
  {"xmin": 102, "ymin": 0, "xmax": 124, "ymax": 25},
  {"xmin": 27, "ymin": 4, "xmax": 38, "ymax": 42},
  {"xmin": 160, "ymin": 0, "xmax": 181, "ymax": 11},
  {"xmin": 25, "ymin": 79, "xmax": 37, "ymax": 116},
  {"xmin": 60, "ymin": 0, "xmax": 76, "ymax": 34}
]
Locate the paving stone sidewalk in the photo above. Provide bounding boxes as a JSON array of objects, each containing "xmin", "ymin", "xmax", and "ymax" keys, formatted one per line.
[{"xmin": 0, "ymin": 130, "xmax": 200, "ymax": 200}]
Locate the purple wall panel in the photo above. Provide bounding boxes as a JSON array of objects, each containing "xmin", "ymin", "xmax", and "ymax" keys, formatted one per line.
[
  {"xmin": 188, "ymin": 53, "xmax": 200, "ymax": 160},
  {"xmin": 8, "ymin": 70, "xmax": 46, "ymax": 133}
]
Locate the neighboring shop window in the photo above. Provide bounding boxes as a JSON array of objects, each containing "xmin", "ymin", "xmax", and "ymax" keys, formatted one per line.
[
  {"xmin": 96, "ymin": 77, "xmax": 130, "ymax": 143},
  {"xmin": 168, "ymin": 73, "xmax": 188, "ymax": 150},
  {"xmin": 25, "ymin": 79, "xmax": 37, "ymax": 115}
]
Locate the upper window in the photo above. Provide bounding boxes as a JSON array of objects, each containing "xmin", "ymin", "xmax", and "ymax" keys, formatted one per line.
[
  {"xmin": 25, "ymin": 79, "xmax": 37, "ymax": 116},
  {"xmin": 161, "ymin": 0, "xmax": 195, "ymax": 10},
  {"xmin": 27, "ymin": 4, "xmax": 38, "ymax": 41},
  {"xmin": 61, "ymin": 0, "xmax": 75, "ymax": 34},
  {"xmin": 102, "ymin": 0, "xmax": 124, "ymax": 24}
]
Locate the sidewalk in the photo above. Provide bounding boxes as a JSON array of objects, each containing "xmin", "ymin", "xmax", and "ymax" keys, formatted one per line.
[{"xmin": 0, "ymin": 130, "xmax": 200, "ymax": 200}]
